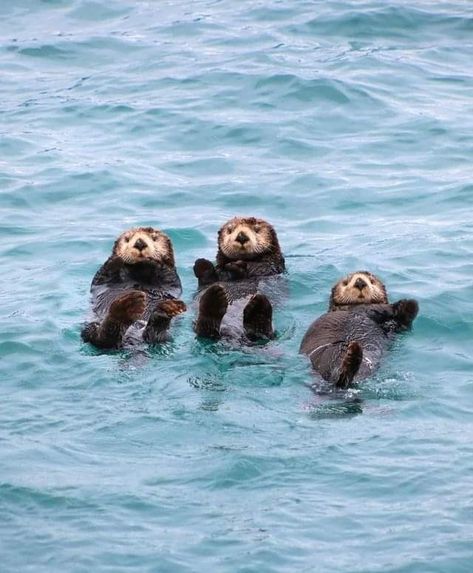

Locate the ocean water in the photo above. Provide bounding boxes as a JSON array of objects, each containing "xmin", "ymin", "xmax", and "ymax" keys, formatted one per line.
[{"xmin": 1, "ymin": 1, "xmax": 472, "ymax": 571}]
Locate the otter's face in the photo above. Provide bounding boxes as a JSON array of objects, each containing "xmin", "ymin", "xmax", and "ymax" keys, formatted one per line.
[
  {"xmin": 113, "ymin": 227, "xmax": 174, "ymax": 265},
  {"xmin": 218, "ymin": 217, "xmax": 277, "ymax": 260},
  {"xmin": 330, "ymin": 271, "xmax": 388, "ymax": 309}
]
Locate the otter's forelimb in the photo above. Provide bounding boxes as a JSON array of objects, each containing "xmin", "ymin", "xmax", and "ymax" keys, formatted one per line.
[
  {"xmin": 193, "ymin": 258, "xmax": 219, "ymax": 288},
  {"xmin": 366, "ymin": 299, "xmax": 419, "ymax": 333},
  {"xmin": 215, "ymin": 258, "xmax": 285, "ymax": 280},
  {"xmin": 392, "ymin": 299, "xmax": 419, "ymax": 330}
]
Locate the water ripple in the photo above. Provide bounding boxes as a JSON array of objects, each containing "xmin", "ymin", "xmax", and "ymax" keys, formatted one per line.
[{"xmin": 0, "ymin": 1, "xmax": 472, "ymax": 572}]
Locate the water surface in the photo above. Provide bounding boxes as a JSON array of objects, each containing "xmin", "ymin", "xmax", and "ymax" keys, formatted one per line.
[{"xmin": 1, "ymin": 1, "xmax": 472, "ymax": 572}]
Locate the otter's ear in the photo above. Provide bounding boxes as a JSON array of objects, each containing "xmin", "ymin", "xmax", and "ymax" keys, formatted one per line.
[
  {"xmin": 112, "ymin": 236, "xmax": 122, "ymax": 256},
  {"xmin": 162, "ymin": 236, "xmax": 175, "ymax": 267},
  {"xmin": 216, "ymin": 225, "xmax": 228, "ymax": 267},
  {"xmin": 328, "ymin": 284, "xmax": 338, "ymax": 311},
  {"xmin": 380, "ymin": 282, "xmax": 388, "ymax": 304},
  {"xmin": 268, "ymin": 225, "xmax": 280, "ymax": 251}
]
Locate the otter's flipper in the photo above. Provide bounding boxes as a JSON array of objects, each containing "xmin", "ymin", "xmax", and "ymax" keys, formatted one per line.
[
  {"xmin": 82, "ymin": 290, "xmax": 146, "ymax": 349},
  {"xmin": 336, "ymin": 341, "xmax": 363, "ymax": 389},
  {"xmin": 243, "ymin": 294, "xmax": 274, "ymax": 340},
  {"xmin": 195, "ymin": 284, "xmax": 228, "ymax": 339},
  {"xmin": 221, "ymin": 260, "xmax": 248, "ymax": 280},
  {"xmin": 194, "ymin": 258, "xmax": 219, "ymax": 288},
  {"xmin": 143, "ymin": 299, "xmax": 187, "ymax": 344},
  {"xmin": 392, "ymin": 299, "xmax": 419, "ymax": 330}
]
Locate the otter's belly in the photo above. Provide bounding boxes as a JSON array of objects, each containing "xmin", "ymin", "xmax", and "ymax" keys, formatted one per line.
[
  {"xmin": 354, "ymin": 339, "xmax": 385, "ymax": 379},
  {"xmin": 301, "ymin": 311, "xmax": 389, "ymax": 383},
  {"xmin": 194, "ymin": 275, "xmax": 285, "ymax": 341},
  {"xmin": 220, "ymin": 295, "xmax": 252, "ymax": 339}
]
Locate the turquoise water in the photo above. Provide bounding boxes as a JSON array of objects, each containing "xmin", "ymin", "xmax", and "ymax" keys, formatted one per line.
[{"xmin": 1, "ymin": 1, "xmax": 472, "ymax": 571}]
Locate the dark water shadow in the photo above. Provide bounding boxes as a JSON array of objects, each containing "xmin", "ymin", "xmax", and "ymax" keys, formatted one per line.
[{"xmin": 304, "ymin": 377, "xmax": 365, "ymax": 419}]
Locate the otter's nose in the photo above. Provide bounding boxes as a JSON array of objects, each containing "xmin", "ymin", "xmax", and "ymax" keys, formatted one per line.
[
  {"xmin": 354, "ymin": 277, "xmax": 367, "ymax": 290},
  {"xmin": 236, "ymin": 232, "xmax": 249, "ymax": 245},
  {"xmin": 134, "ymin": 238, "xmax": 146, "ymax": 251}
]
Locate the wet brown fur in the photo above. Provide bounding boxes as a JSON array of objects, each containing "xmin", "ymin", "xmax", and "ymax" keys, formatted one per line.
[
  {"xmin": 112, "ymin": 227, "xmax": 175, "ymax": 267},
  {"xmin": 301, "ymin": 271, "xmax": 418, "ymax": 388},
  {"xmin": 194, "ymin": 217, "xmax": 284, "ymax": 341},
  {"xmin": 82, "ymin": 227, "xmax": 184, "ymax": 349},
  {"xmin": 329, "ymin": 270, "xmax": 388, "ymax": 311},
  {"xmin": 216, "ymin": 217, "xmax": 283, "ymax": 267}
]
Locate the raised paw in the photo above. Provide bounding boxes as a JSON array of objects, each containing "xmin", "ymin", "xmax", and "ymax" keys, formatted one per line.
[
  {"xmin": 224, "ymin": 260, "xmax": 248, "ymax": 280},
  {"xmin": 393, "ymin": 299, "xmax": 419, "ymax": 329},
  {"xmin": 155, "ymin": 299, "xmax": 187, "ymax": 317},
  {"xmin": 109, "ymin": 290, "xmax": 147, "ymax": 324},
  {"xmin": 194, "ymin": 258, "xmax": 215, "ymax": 278},
  {"xmin": 243, "ymin": 293, "xmax": 273, "ymax": 340},
  {"xmin": 143, "ymin": 299, "xmax": 185, "ymax": 344},
  {"xmin": 193, "ymin": 258, "xmax": 218, "ymax": 286},
  {"xmin": 195, "ymin": 284, "xmax": 228, "ymax": 339}
]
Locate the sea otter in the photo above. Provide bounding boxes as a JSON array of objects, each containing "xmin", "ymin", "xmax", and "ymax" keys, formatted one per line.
[
  {"xmin": 193, "ymin": 217, "xmax": 285, "ymax": 341},
  {"xmin": 81, "ymin": 227, "xmax": 186, "ymax": 349},
  {"xmin": 300, "ymin": 271, "xmax": 418, "ymax": 388}
]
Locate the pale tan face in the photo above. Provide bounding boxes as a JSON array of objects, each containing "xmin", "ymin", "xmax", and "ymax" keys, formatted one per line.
[
  {"xmin": 113, "ymin": 227, "xmax": 172, "ymax": 265},
  {"xmin": 218, "ymin": 217, "xmax": 274, "ymax": 260},
  {"xmin": 330, "ymin": 271, "xmax": 388, "ymax": 308}
]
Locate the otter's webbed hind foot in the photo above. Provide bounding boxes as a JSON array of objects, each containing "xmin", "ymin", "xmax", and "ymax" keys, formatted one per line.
[
  {"xmin": 143, "ymin": 299, "xmax": 187, "ymax": 344},
  {"xmin": 243, "ymin": 294, "xmax": 274, "ymax": 340},
  {"xmin": 82, "ymin": 290, "xmax": 146, "ymax": 349},
  {"xmin": 195, "ymin": 284, "xmax": 228, "ymax": 340},
  {"xmin": 336, "ymin": 341, "xmax": 363, "ymax": 389}
]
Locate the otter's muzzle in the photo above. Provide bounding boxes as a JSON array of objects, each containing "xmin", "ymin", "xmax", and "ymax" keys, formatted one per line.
[
  {"xmin": 134, "ymin": 238, "xmax": 147, "ymax": 251},
  {"xmin": 354, "ymin": 278, "xmax": 367, "ymax": 290},
  {"xmin": 236, "ymin": 232, "xmax": 249, "ymax": 245}
]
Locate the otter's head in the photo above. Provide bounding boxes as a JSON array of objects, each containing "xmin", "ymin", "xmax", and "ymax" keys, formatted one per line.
[
  {"xmin": 112, "ymin": 227, "xmax": 175, "ymax": 266},
  {"xmin": 329, "ymin": 271, "xmax": 388, "ymax": 311},
  {"xmin": 217, "ymin": 217, "xmax": 281, "ymax": 262}
]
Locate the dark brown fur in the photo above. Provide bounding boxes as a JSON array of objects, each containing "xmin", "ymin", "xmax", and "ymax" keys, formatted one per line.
[
  {"xmin": 300, "ymin": 272, "xmax": 418, "ymax": 388},
  {"xmin": 215, "ymin": 217, "xmax": 284, "ymax": 270},
  {"xmin": 193, "ymin": 217, "xmax": 285, "ymax": 341},
  {"xmin": 81, "ymin": 227, "xmax": 185, "ymax": 349}
]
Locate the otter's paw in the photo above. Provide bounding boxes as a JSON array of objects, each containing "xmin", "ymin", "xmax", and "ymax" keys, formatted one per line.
[
  {"xmin": 224, "ymin": 260, "xmax": 248, "ymax": 280},
  {"xmin": 194, "ymin": 258, "xmax": 215, "ymax": 278},
  {"xmin": 195, "ymin": 284, "xmax": 228, "ymax": 339},
  {"xmin": 393, "ymin": 299, "xmax": 419, "ymax": 329},
  {"xmin": 144, "ymin": 299, "xmax": 185, "ymax": 344},
  {"xmin": 337, "ymin": 341, "xmax": 363, "ymax": 389},
  {"xmin": 243, "ymin": 294, "xmax": 274, "ymax": 340},
  {"xmin": 155, "ymin": 299, "xmax": 187, "ymax": 317},
  {"xmin": 109, "ymin": 290, "xmax": 147, "ymax": 324}
]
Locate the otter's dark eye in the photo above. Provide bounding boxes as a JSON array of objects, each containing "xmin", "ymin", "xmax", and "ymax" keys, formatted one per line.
[
  {"xmin": 254, "ymin": 226, "xmax": 261, "ymax": 233},
  {"xmin": 343, "ymin": 280, "xmax": 348, "ymax": 286},
  {"xmin": 226, "ymin": 228, "xmax": 232, "ymax": 235},
  {"xmin": 125, "ymin": 237, "xmax": 130, "ymax": 243},
  {"xmin": 152, "ymin": 236, "xmax": 158, "ymax": 242}
]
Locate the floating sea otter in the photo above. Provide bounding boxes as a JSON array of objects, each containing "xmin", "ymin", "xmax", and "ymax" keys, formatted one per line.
[
  {"xmin": 300, "ymin": 271, "xmax": 418, "ymax": 388},
  {"xmin": 81, "ymin": 227, "xmax": 186, "ymax": 349},
  {"xmin": 193, "ymin": 217, "xmax": 285, "ymax": 341}
]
